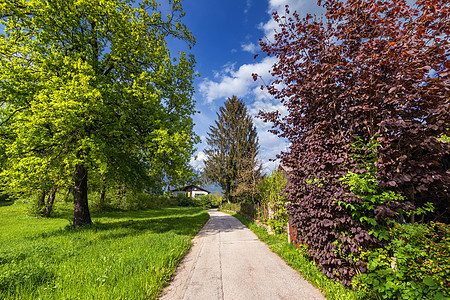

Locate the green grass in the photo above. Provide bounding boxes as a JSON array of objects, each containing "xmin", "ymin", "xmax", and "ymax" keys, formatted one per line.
[
  {"xmin": 227, "ymin": 212, "xmax": 360, "ymax": 300},
  {"xmin": 0, "ymin": 203, "xmax": 209, "ymax": 299}
]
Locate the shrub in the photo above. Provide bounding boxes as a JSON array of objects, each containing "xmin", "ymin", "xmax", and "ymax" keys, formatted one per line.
[
  {"xmin": 256, "ymin": 0, "xmax": 450, "ymax": 286},
  {"xmin": 100, "ymin": 191, "xmax": 166, "ymax": 210},
  {"xmin": 221, "ymin": 202, "xmax": 241, "ymax": 212},
  {"xmin": 0, "ymin": 193, "xmax": 10, "ymax": 202},
  {"xmin": 353, "ymin": 222, "xmax": 450, "ymax": 299},
  {"xmin": 196, "ymin": 193, "xmax": 222, "ymax": 208},
  {"xmin": 259, "ymin": 170, "xmax": 288, "ymax": 233},
  {"xmin": 267, "ymin": 205, "xmax": 288, "ymax": 234},
  {"xmin": 267, "ymin": 214, "xmax": 289, "ymax": 233},
  {"xmin": 171, "ymin": 194, "xmax": 196, "ymax": 207}
]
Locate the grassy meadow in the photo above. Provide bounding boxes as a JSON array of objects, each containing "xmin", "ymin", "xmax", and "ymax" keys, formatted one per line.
[{"xmin": 0, "ymin": 201, "xmax": 209, "ymax": 299}]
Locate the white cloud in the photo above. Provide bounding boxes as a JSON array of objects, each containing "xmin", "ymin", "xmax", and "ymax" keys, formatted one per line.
[
  {"xmin": 259, "ymin": 135, "xmax": 290, "ymax": 174},
  {"xmin": 241, "ymin": 42, "xmax": 259, "ymax": 54},
  {"xmin": 249, "ymin": 100, "xmax": 288, "ymax": 119},
  {"xmin": 262, "ymin": 160, "xmax": 280, "ymax": 174},
  {"xmin": 244, "ymin": 0, "xmax": 252, "ymax": 14},
  {"xmin": 248, "ymin": 97, "xmax": 291, "ymax": 174},
  {"xmin": 198, "ymin": 56, "xmax": 276, "ymax": 103},
  {"xmin": 194, "ymin": 0, "xmax": 324, "ymax": 173},
  {"xmin": 268, "ymin": 0, "xmax": 304, "ymax": 11},
  {"xmin": 261, "ymin": 0, "xmax": 324, "ymax": 39},
  {"xmin": 190, "ymin": 151, "xmax": 207, "ymax": 172}
]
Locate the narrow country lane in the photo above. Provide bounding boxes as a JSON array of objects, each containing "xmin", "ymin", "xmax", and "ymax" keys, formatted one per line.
[{"xmin": 159, "ymin": 209, "xmax": 326, "ymax": 300}]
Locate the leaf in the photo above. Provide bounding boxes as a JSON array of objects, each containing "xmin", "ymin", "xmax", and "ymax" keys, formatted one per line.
[
  {"xmin": 423, "ymin": 277, "xmax": 435, "ymax": 287},
  {"xmin": 254, "ymin": 0, "xmax": 450, "ymax": 287}
]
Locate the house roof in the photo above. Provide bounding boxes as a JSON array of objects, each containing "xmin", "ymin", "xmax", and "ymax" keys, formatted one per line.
[
  {"xmin": 278, "ymin": 164, "xmax": 293, "ymax": 183},
  {"xmin": 278, "ymin": 164, "xmax": 293, "ymax": 173},
  {"xmin": 171, "ymin": 185, "xmax": 211, "ymax": 194}
]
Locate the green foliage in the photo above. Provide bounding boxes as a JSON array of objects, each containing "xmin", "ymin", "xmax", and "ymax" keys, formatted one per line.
[
  {"xmin": 0, "ymin": 203, "xmax": 209, "ymax": 299},
  {"xmin": 203, "ymin": 96, "xmax": 261, "ymax": 202},
  {"xmin": 259, "ymin": 170, "xmax": 287, "ymax": 204},
  {"xmin": 0, "ymin": 0, "xmax": 198, "ymax": 225},
  {"xmin": 339, "ymin": 136, "xmax": 407, "ymax": 241},
  {"xmin": 353, "ymin": 222, "xmax": 450, "ymax": 300},
  {"xmin": 260, "ymin": 170, "xmax": 288, "ymax": 234},
  {"xmin": 94, "ymin": 190, "xmax": 171, "ymax": 211},
  {"xmin": 228, "ymin": 212, "xmax": 359, "ymax": 300},
  {"xmin": 0, "ymin": 201, "xmax": 13, "ymax": 207},
  {"xmin": 90, "ymin": 189, "xmax": 203, "ymax": 211},
  {"xmin": 338, "ymin": 170, "xmax": 401, "ymax": 241},
  {"xmin": 28, "ymin": 192, "xmax": 46, "ymax": 217},
  {"xmin": 437, "ymin": 134, "xmax": 450, "ymax": 142},
  {"xmin": 196, "ymin": 193, "xmax": 222, "ymax": 208},
  {"xmin": 171, "ymin": 194, "xmax": 196, "ymax": 207},
  {"xmin": 267, "ymin": 215, "xmax": 288, "ymax": 234},
  {"xmin": 0, "ymin": 192, "xmax": 12, "ymax": 202},
  {"xmin": 21, "ymin": 188, "xmax": 206, "ymax": 215},
  {"xmin": 220, "ymin": 202, "xmax": 241, "ymax": 213}
]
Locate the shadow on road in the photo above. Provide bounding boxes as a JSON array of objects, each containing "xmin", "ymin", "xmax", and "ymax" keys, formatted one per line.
[{"xmin": 195, "ymin": 211, "xmax": 248, "ymax": 238}]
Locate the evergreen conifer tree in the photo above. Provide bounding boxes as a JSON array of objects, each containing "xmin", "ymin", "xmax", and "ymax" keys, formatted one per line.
[{"xmin": 204, "ymin": 96, "xmax": 261, "ymax": 202}]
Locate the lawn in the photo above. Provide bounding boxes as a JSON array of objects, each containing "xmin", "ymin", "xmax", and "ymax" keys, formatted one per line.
[{"xmin": 0, "ymin": 202, "xmax": 209, "ymax": 299}]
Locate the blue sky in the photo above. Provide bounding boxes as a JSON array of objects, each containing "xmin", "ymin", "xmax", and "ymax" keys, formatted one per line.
[
  {"xmin": 177, "ymin": 0, "xmax": 324, "ymax": 173},
  {"xmin": 0, "ymin": 0, "xmax": 323, "ymax": 175}
]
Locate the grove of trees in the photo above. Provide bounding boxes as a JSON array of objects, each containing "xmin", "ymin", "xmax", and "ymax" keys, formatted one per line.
[
  {"xmin": 0, "ymin": 0, "xmax": 198, "ymax": 227},
  {"xmin": 203, "ymin": 96, "xmax": 261, "ymax": 203},
  {"xmin": 254, "ymin": 0, "xmax": 449, "ymax": 295}
]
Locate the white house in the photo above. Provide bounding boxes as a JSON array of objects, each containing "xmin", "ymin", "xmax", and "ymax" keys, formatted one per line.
[{"xmin": 171, "ymin": 185, "xmax": 211, "ymax": 198}]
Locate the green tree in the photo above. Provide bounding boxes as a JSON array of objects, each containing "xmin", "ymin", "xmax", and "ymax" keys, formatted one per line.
[
  {"xmin": 203, "ymin": 96, "xmax": 261, "ymax": 203},
  {"xmin": 259, "ymin": 169, "xmax": 287, "ymax": 205},
  {"xmin": 235, "ymin": 146, "xmax": 262, "ymax": 204},
  {"xmin": 259, "ymin": 169, "xmax": 288, "ymax": 233},
  {"xmin": 0, "ymin": 0, "xmax": 197, "ymax": 227}
]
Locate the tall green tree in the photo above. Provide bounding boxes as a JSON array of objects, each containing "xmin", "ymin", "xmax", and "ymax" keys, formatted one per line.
[
  {"xmin": 204, "ymin": 96, "xmax": 261, "ymax": 202},
  {"xmin": 235, "ymin": 145, "xmax": 262, "ymax": 204},
  {"xmin": 0, "ymin": 0, "xmax": 197, "ymax": 227}
]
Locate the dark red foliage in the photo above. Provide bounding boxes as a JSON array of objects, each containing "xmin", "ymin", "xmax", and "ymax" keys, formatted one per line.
[{"xmin": 256, "ymin": 0, "xmax": 449, "ymax": 285}]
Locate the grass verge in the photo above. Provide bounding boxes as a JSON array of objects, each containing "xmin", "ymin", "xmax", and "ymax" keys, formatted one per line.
[
  {"xmin": 226, "ymin": 211, "xmax": 359, "ymax": 300},
  {"xmin": 0, "ymin": 203, "xmax": 209, "ymax": 299}
]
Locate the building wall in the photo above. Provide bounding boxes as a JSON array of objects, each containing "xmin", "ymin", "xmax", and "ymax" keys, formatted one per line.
[
  {"xmin": 172, "ymin": 187, "xmax": 210, "ymax": 198},
  {"xmin": 191, "ymin": 191, "xmax": 208, "ymax": 198}
]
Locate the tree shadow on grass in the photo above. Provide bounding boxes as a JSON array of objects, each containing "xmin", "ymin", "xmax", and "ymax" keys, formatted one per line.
[
  {"xmin": 49, "ymin": 206, "xmax": 203, "ymax": 221},
  {"xmin": 1, "ymin": 208, "xmax": 209, "ymax": 296},
  {"xmin": 94, "ymin": 213, "xmax": 209, "ymax": 238},
  {"xmin": 0, "ymin": 201, "xmax": 14, "ymax": 207},
  {"xmin": 29, "ymin": 210, "xmax": 210, "ymax": 241},
  {"xmin": 92, "ymin": 207, "xmax": 204, "ymax": 220}
]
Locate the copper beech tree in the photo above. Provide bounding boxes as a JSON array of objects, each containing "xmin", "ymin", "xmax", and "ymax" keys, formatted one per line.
[{"xmin": 255, "ymin": 0, "xmax": 449, "ymax": 285}]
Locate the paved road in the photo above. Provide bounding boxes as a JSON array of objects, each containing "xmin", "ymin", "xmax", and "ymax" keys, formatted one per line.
[{"xmin": 159, "ymin": 209, "xmax": 326, "ymax": 300}]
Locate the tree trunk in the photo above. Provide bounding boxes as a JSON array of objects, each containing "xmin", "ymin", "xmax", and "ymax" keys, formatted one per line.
[
  {"xmin": 37, "ymin": 191, "xmax": 46, "ymax": 215},
  {"xmin": 117, "ymin": 184, "xmax": 123, "ymax": 205},
  {"xmin": 225, "ymin": 179, "xmax": 231, "ymax": 204},
  {"xmin": 73, "ymin": 164, "xmax": 92, "ymax": 227},
  {"xmin": 99, "ymin": 186, "xmax": 106, "ymax": 207},
  {"xmin": 43, "ymin": 185, "xmax": 57, "ymax": 217},
  {"xmin": 122, "ymin": 185, "xmax": 126, "ymax": 198}
]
